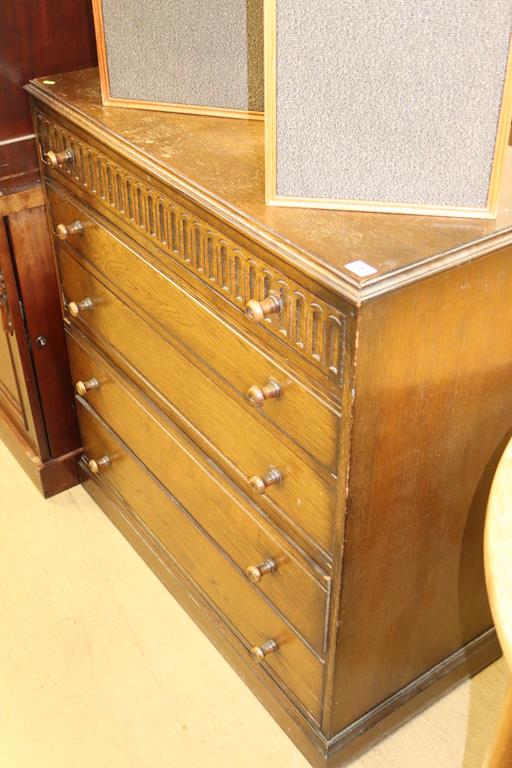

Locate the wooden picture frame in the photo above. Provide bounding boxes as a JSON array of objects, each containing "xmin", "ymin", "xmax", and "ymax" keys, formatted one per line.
[
  {"xmin": 265, "ymin": 0, "xmax": 512, "ymax": 218},
  {"xmin": 92, "ymin": 0, "xmax": 264, "ymax": 120}
]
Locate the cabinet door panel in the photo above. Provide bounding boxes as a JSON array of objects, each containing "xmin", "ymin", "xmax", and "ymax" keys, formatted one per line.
[
  {"xmin": 0, "ymin": 308, "xmax": 27, "ymax": 428},
  {"xmin": 0, "ymin": 219, "xmax": 40, "ymax": 452},
  {"xmin": 7, "ymin": 205, "xmax": 80, "ymax": 457}
]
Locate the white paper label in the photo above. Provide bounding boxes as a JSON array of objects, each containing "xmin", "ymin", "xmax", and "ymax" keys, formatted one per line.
[{"xmin": 344, "ymin": 260, "xmax": 378, "ymax": 277}]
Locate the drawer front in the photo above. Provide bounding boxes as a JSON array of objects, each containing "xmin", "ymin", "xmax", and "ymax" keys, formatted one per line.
[
  {"xmin": 47, "ymin": 183, "xmax": 339, "ymax": 471},
  {"xmin": 68, "ymin": 328, "xmax": 330, "ymax": 654},
  {"xmin": 59, "ymin": 249, "xmax": 336, "ymax": 553},
  {"xmin": 76, "ymin": 400, "xmax": 324, "ymax": 719},
  {"xmin": 36, "ymin": 109, "xmax": 348, "ymax": 388}
]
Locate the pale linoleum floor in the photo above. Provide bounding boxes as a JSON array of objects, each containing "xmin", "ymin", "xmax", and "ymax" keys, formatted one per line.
[{"xmin": 0, "ymin": 438, "xmax": 509, "ymax": 768}]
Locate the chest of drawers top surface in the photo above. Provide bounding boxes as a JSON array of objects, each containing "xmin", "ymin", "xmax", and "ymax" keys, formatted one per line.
[{"xmin": 25, "ymin": 67, "xmax": 512, "ymax": 304}]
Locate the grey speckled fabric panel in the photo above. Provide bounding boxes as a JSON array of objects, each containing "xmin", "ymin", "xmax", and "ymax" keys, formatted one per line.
[
  {"xmin": 276, "ymin": 1, "xmax": 512, "ymax": 207},
  {"xmin": 102, "ymin": 0, "xmax": 263, "ymax": 111}
]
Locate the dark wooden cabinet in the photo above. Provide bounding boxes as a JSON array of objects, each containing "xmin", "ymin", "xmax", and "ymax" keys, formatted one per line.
[
  {"xmin": 0, "ymin": 0, "xmax": 97, "ymax": 490},
  {"xmin": 0, "ymin": 188, "xmax": 81, "ymax": 495},
  {"xmin": 0, "ymin": 0, "xmax": 96, "ymax": 194},
  {"xmin": 27, "ymin": 69, "xmax": 512, "ymax": 766}
]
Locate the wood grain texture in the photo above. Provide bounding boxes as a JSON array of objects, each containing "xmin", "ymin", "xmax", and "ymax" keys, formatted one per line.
[
  {"xmin": 0, "ymin": 137, "xmax": 39, "ymax": 195},
  {"xmin": 0, "ymin": 403, "xmax": 80, "ymax": 497},
  {"xmin": 78, "ymin": 442, "xmax": 503, "ymax": 768},
  {"xmin": 0, "ymin": 1, "xmax": 96, "ymax": 140},
  {"xmin": 0, "ymin": 185, "xmax": 43, "ymax": 216},
  {"xmin": 0, "ymin": 216, "xmax": 43, "ymax": 455},
  {"xmin": 7, "ymin": 205, "xmax": 80, "ymax": 457},
  {"xmin": 76, "ymin": 399, "xmax": 325, "ymax": 718},
  {"xmin": 25, "ymin": 69, "xmax": 512, "ymax": 302},
  {"xmin": 59, "ymin": 249, "xmax": 336, "ymax": 555},
  {"xmin": 72, "ymin": 345, "xmax": 331, "ymax": 654},
  {"xmin": 28, "ymin": 70, "xmax": 512, "ymax": 766},
  {"xmin": 0, "ymin": 0, "xmax": 96, "ymax": 190},
  {"xmin": 327, "ymin": 245, "xmax": 512, "ymax": 736},
  {"xmin": 46, "ymin": 182, "xmax": 340, "ymax": 469},
  {"xmin": 79, "ymin": 465, "xmax": 331, "ymax": 764},
  {"xmin": 66, "ymin": 327, "xmax": 330, "ymax": 650},
  {"xmin": 34, "ymin": 108, "xmax": 349, "ymax": 391},
  {"xmin": 0, "ymin": 189, "xmax": 80, "ymax": 494}
]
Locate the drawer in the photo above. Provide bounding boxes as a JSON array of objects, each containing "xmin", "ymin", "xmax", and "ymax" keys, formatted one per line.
[
  {"xmin": 36, "ymin": 110, "xmax": 348, "ymax": 393},
  {"xmin": 59, "ymin": 249, "xmax": 336, "ymax": 553},
  {"xmin": 47, "ymin": 183, "xmax": 339, "ymax": 470},
  {"xmin": 68, "ymin": 328, "xmax": 330, "ymax": 654},
  {"xmin": 76, "ymin": 400, "xmax": 324, "ymax": 720}
]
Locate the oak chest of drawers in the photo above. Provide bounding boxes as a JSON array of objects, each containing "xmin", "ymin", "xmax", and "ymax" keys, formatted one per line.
[{"xmin": 27, "ymin": 69, "xmax": 512, "ymax": 766}]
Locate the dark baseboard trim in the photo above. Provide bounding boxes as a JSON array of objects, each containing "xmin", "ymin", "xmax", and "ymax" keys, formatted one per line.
[
  {"xmin": 40, "ymin": 448, "xmax": 82, "ymax": 497},
  {"xmin": 0, "ymin": 405, "xmax": 80, "ymax": 497},
  {"xmin": 325, "ymin": 628, "xmax": 500, "ymax": 765}
]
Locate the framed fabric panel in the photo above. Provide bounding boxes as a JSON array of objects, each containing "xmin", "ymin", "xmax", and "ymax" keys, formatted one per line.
[
  {"xmin": 93, "ymin": 0, "xmax": 264, "ymax": 119},
  {"xmin": 265, "ymin": 0, "xmax": 512, "ymax": 217}
]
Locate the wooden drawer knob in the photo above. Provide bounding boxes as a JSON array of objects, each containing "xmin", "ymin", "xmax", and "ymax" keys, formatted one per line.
[
  {"xmin": 245, "ymin": 292, "xmax": 282, "ymax": 323},
  {"xmin": 75, "ymin": 378, "xmax": 100, "ymax": 396},
  {"xmin": 67, "ymin": 297, "xmax": 93, "ymax": 317},
  {"xmin": 249, "ymin": 467, "xmax": 282, "ymax": 495},
  {"xmin": 85, "ymin": 455, "xmax": 111, "ymax": 475},
  {"xmin": 56, "ymin": 220, "xmax": 84, "ymax": 240},
  {"xmin": 246, "ymin": 558, "xmax": 279, "ymax": 583},
  {"xmin": 250, "ymin": 639, "xmax": 279, "ymax": 663},
  {"xmin": 247, "ymin": 379, "xmax": 282, "ymax": 407},
  {"xmin": 42, "ymin": 148, "xmax": 74, "ymax": 168}
]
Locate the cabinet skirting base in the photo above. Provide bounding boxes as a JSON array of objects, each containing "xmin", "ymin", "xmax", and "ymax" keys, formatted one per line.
[
  {"xmin": 80, "ymin": 465, "xmax": 501, "ymax": 767},
  {"xmin": 325, "ymin": 628, "xmax": 500, "ymax": 766},
  {"xmin": 0, "ymin": 404, "xmax": 81, "ymax": 497}
]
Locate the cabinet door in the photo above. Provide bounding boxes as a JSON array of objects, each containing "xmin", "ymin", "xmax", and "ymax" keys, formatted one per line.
[
  {"xmin": 0, "ymin": 218, "xmax": 45, "ymax": 455},
  {"xmin": 6, "ymin": 205, "xmax": 80, "ymax": 458}
]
